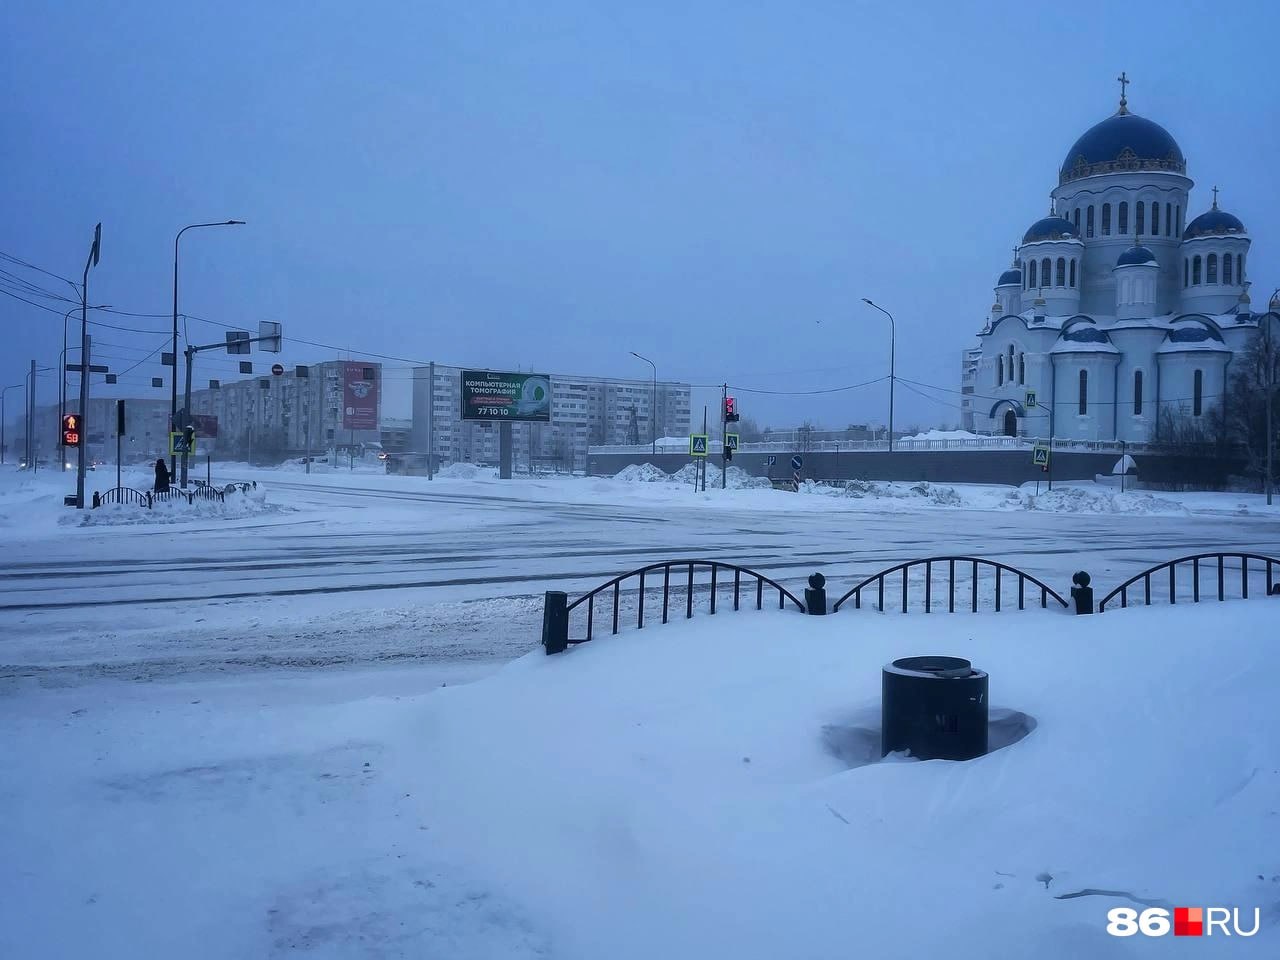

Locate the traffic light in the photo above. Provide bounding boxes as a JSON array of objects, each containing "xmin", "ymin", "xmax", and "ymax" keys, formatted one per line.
[
  {"xmin": 723, "ymin": 444, "xmax": 733, "ymax": 462},
  {"xmin": 61, "ymin": 414, "xmax": 81, "ymax": 447},
  {"xmin": 724, "ymin": 396, "xmax": 739, "ymax": 422}
]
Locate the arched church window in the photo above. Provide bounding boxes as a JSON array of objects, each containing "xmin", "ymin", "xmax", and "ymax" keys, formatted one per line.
[
  {"xmin": 1136, "ymin": 201, "xmax": 1145, "ymax": 235},
  {"xmin": 1134, "ymin": 370, "xmax": 1143, "ymax": 415},
  {"xmin": 1192, "ymin": 255, "xmax": 1202, "ymax": 285},
  {"xmin": 1223, "ymin": 253, "xmax": 1233, "ymax": 285},
  {"xmin": 1041, "ymin": 258, "xmax": 1051, "ymax": 288},
  {"xmin": 1184, "ymin": 259, "xmax": 1189, "ymax": 288},
  {"xmin": 1009, "ymin": 344, "xmax": 1015, "ymax": 378},
  {"xmin": 1176, "ymin": 205, "xmax": 1181, "ymax": 234},
  {"xmin": 1151, "ymin": 202, "xmax": 1160, "ymax": 235},
  {"xmin": 1193, "ymin": 369, "xmax": 1203, "ymax": 417},
  {"xmin": 1018, "ymin": 353, "xmax": 1025, "ymax": 385},
  {"xmin": 1073, "ymin": 209, "xmax": 1081, "ymax": 232},
  {"xmin": 1207, "ymin": 253, "xmax": 1218, "ymax": 284},
  {"xmin": 1029, "ymin": 260, "xmax": 1037, "ymax": 288},
  {"xmin": 1239, "ymin": 253, "xmax": 1245, "ymax": 283},
  {"xmin": 997, "ymin": 354, "xmax": 1004, "ymax": 386},
  {"xmin": 1118, "ymin": 202, "xmax": 1128, "ymax": 234},
  {"xmin": 1102, "ymin": 203, "xmax": 1111, "ymax": 235},
  {"xmin": 1056, "ymin": 258, "xmax": 1066, "ymax": 286},
  {"xmin": 1078, "ymin": 369, "xmax": 1088, "ymax": 415},
  {"xmin": 1069, "ymin": 259, "xmax": 1077, "ymax": 287}
]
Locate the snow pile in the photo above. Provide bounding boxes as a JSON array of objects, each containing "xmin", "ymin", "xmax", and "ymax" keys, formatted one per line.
[
  {"xmin": 66, "ymin": 485, "xmax": 276, "ymax": 526},
  {"xmin": 435, "ymin": 462, "xmax": 498, "ymax": 480},
  {"xmin": 668, "ymin": 462, "xmax": 771, "ymax": 489},
  {"xmin": 1014, "ymin": 486, "xmax": 1187, "ymax": 515},
  {"xmin": 613, "ymin": 463, "xmax": 668, "ymax": 483},
  {"xmin": 900, "ymin": 429, "xmax": 983, "ymax": 441},
  {"xmin": 796, "ymin": 478, "xmax": 968, "ymax": 507}
]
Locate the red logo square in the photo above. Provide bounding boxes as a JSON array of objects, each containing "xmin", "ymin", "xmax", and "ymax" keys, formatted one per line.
[{"xmin": 1174, "ymin": 907, "xmax": 1203, "ymax": 937}]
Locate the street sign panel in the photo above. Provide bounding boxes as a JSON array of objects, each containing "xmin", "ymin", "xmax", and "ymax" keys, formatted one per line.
[
  {"xmin": 1032, "ymin": 445, "xmax": 1050, "ymax": 466},
  {"xmin": 169, "ymin": 431, "xmax": 197, "ymax": 456},
  {"xmin": 151, "ymin": 377, "xmax": 164, "ymax": 388},
  {"xmin": 271, "ymin": 363, "xmax": 285, "ymax": 376},
  {"xmin": 791, "ymin": 455, "xmax": 803, "ymax": 470},
  {"xmin": 766, "ymin": 455, "xmax": 777, "ymax": 466},
  {"xmin": 1025, "ymin": 390, "xmax": 1038, "ymax": 408},
  {"xmin": 225, "ymin": 331, "xmax": 251, "ymax": 355},
  {"xmin": 689, "ymin": 434, "xmax": 709, "ymax": 457},
  {"xmin": 162, "ymin": 352, "xmax": 176, "ymax": 367},
  {"xmin": 105, "ymin": 374, "xmax": 117, "ymax": 384},
  {"xmin": 258, "ymin": 320, "xmax": 283, "ymax": 353},
  {"xmin": 725, "ymin": 433, "xmax": 739, "ymax": 450}
]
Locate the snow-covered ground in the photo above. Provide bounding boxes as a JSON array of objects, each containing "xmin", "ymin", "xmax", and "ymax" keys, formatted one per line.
[{"xmin": 2, "ymin": 462, "xmax": 1279, "ymax": 957}]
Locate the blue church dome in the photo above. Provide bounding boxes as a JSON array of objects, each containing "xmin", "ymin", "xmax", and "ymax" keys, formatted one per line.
[
  {"xmin": 1022, "ymin": 217, "xmax": 1079, "ymax": 244},
  {"xmin": 1059, "ymin": 112, "xmax": 1185, "ymax": 184},
  {"xmin": 1116, "ymin": 245, "xmax": 1157, "ymax": 266},
  {"xmin": 1183, "ymin": 207, "xmax": 1246, "ymax": 240},
  {"xmin": 997, "ymin": 268, "xmax": 1022, "ymax": 286}
]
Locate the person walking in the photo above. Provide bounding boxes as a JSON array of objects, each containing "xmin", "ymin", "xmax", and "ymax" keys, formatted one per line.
[{"xmin": 154, "ymin": 458, "xmax": 170, "ymax": 493}]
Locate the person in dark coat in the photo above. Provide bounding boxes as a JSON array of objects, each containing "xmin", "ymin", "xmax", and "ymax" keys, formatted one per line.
[{"xmin": 154, "ymin": 458, "xmax": 170, "ymax": 493}]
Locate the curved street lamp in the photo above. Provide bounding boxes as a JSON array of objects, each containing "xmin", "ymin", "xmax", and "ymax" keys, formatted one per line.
[
  {"xmin": 630, "ymin": 351, "xmax": 657, "ymax": 455},
  {"xmin": 861, "ymin": 298, "xmax": 896, "ymax": 452},
  {"xmin": 2, "ymin": 382, "xmax": 24, "ymax": 465},
  {"xmin": 171, "ymin": 220, "xmax": 245, "ymax": 478}
]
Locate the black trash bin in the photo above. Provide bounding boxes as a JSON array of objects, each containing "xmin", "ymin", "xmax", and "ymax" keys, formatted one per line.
[{"xmin": 882, "ymin": 656, "xmax": 988, "ymax": 761}]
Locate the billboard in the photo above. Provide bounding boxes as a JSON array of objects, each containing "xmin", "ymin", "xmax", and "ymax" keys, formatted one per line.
[
  {"xmin": 461, "ymin": 370, "xmax": 552, "ymax": 422},
  {"xmin": 342, "ymin": 363, "xmax": 379, "ymax": 430}
]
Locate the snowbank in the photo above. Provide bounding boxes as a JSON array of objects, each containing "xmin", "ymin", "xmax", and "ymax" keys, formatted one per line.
[
  {"xmin": 435, "ymin": 462, "xmax": 498, "ymax": 480},
  {"xmin": 64, "ymin": 485, "xmax": 277, "ymax": 527},
  {"xmin": 613, "ymin": 463, "xmax": 668, "ymax": 483},
  {"xmin": 7, "ymin": 601, "xmax": 1276, "ymax": 957},
  {"xmin": 900, "ymin": 428, "xmax": 983, "ymax": 441}
]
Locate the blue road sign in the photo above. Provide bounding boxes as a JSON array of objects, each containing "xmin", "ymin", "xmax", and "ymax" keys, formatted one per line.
[
  {"xmin": 791, "ymin": 455, "xmax": 803, "ymax": 470},
  {"xmin": 766, "ymin": 455, "xmax": 777, "ymax": 466}
]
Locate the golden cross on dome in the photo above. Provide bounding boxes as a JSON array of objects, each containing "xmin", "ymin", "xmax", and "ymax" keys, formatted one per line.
[
  {"xmin": 1212, "ymin": 185, "xmax": 1220, "ymax": 208},
  {"xmin": 1117, "ymin": 71, "xmax": 1130, "ymax": 114}
]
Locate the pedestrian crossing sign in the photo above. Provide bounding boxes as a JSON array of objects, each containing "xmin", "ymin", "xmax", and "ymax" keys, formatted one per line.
[
  {"xmin": 725, "ymin": 433, "xmax": 739, "ymax": 450},
  {"xmin": 690, "ymin": 434, "xmax": 709, "ymax": 457},
  {"xmin": 1032, "ymin": 445, "xmax": 1049, "ymax": 467}
]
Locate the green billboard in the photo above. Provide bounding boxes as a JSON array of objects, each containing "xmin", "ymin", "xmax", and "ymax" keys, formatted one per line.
[{"xmin": 461, "ymin": 370, "xmax": 552, "ymax": 422}]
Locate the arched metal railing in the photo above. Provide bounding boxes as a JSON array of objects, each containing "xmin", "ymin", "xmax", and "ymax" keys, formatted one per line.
[
  {"xmin": 1098, "ymin": 553, "xmax": 1280, "ymax": 611},
  {"xmin": 565, "ymin": 559, "xmax": 805, "ymax": 642},
  {"xmin": 95, "ymin": 486, "xmax": 150, "ymax": 508},
  {"xmin": 832, "ymin": 556, "xmax": 1068, "ymax": 613}
]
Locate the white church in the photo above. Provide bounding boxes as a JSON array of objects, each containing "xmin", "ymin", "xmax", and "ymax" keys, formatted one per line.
[{"xmin": 966, "ymin": 77, "xmax": 1265, "ymax": 442}]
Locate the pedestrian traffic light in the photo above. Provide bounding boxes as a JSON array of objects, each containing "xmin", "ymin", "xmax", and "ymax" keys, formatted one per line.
[
  {"xmin": 724, "ymin": 396, "xmax": 739, "ymax": 422},
  {"xmin": 723, "ymin": 444, "xmax": 733, "ymax": 462},
  {"xmin": 61, "ymin": 414, "xmax": 81, "ymax": 447}
]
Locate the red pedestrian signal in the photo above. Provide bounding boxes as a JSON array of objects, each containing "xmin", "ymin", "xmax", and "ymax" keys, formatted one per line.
[
  {"xmin": 61, "ymin": 414, "xmax": 81, "ymax": 447},
  {"xmin": 724, "ymin": 396, "xmax": 739, "ymax": 422}
]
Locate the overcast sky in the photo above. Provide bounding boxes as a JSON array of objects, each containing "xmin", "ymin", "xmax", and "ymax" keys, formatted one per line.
[{"xmin": 3, "ymin": 0, "xmax": 1278, "ymax": 436}]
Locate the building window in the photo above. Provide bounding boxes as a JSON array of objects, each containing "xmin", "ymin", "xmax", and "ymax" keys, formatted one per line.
[
  {"xmin": 1136, "ymin": 201, "xmax": 1145, "ymax": 234},
  {"xmin": 997, "ymin": 355, "xmax": 1004, "ymax": 386},
  {"xmin": 1223, "ymin": 253, "xmax": 1233, "ymax": 285},
  {"xmin": 1207, "ymin": 253, "xmax": 1218, "ymax": 283},
  {"xmin": 1087, "ymin": 205, "xmax": 1095, "ymax": 238},
  {"xmin": 1078, "ymin": 369, "xmax": 1088, "ymax": 415},
  {"xmin": 1165, "ymin": 202, "xmax": 1172, "ymax": 236},
  {"xmin": 1134, "ymin": 370, "xmax": 1143, "ymax": 415},
  {"xmin": 1119, "ymin": 201, "xmax": 1128, "ymax": 234},
  {"xmin": 1176, "ymin": 204, "xmax": 1181, "ymax": 234},
  {"xmin": 1151, "ymin": 202, "xmax": 1160, "ymax": 235},
  {"xmin": 1102, "ymin": 203, "xmax": 1111, "ymax": 235},
  {"xmin": 1193, "ymin": 369, "xmax": 1203, "ymax": 416},
  {"xmin": 1018, "ymin": 352, "xmax": 1025, "ymax": 385},
  {"xmin": 1029, "ymin": 259, "xmax": 1037, "ymax": 288},
  {"xmin": 1192, "ymin": 255, "xmax": 1202, "ymax": 285},
  {"xmin": 1056, "ymin": 257, "xmax": 1066, "ymax": 286},
  {"xmin": 1041, "ymin": 258, "xmax": 1051, "ymax": 288},
  {"xmin": 1069, "ymin": 258, "xmax": 1077, "ymax": 287},
  {"xmin": 1184, "ymin": 258, "xmax": 1189, "ymax": 287},
  {"xmin": 1073, "ymin": 209, "xmax": 1081, "ymax": 232},
  {"xmin": 1239, "ymin": 253, "xmax": 1245, "ymax": 284}
]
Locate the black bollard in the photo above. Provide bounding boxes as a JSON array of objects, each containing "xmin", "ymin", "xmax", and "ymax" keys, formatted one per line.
[
  {"xmin": 804, "ymin": 572, "xmax": 827, "ymax": 615},
  {"xmin": 542, "ymin": 590, "xmax": 569, "ymax": 655},
  {"xmin": 1070, "ymin": 570, "xmax": 1094, "ymax": 615},
  {"xmin": 882, "ymin": 656, "xmax": 988, "ymax": 760}
]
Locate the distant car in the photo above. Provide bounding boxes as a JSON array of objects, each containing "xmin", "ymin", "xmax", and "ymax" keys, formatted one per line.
[{"xmin": 377, "ymin": 452, "xmax": 389, "ymax": 460}]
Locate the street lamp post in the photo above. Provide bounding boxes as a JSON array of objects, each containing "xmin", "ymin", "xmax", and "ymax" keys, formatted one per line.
[
  {"xmin": 171, "ymin": 220, "xmax": 245, "ymax": 481},
  {"xmin": 1263, "ymin": 298, "xmax": 1279, "ymax": 506},
  {"xmin": 861, "ymin": 298, "xmax": 897, "ymax": 452},
  {"xmin": 1, "ymin": 383, "xmax": 24, "ymax": 465},
  {"xmin": 630, "ymin": 351, "xmax": 657, "ymax": 455}
]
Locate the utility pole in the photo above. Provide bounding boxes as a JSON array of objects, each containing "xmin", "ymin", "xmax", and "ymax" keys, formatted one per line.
[
  {"xmin": 861, "ymin": 299, "xmax": 896, "ymax": 452},
  {"xmin": 721, "ymin": 383, "xmax": 728, "ymax": 490},
  {"xmin": 427, "ymin": 360, "xmax": 435, "ymax": 480},
  {"xmin": 629, "ymin": 352, "xmax": 657, "ymax": 456},
  {"xmin": 1264, "ymin": 305, "xmax": 1277, "ymax": 505},
  {"xmin": 76, "ymin": 224, "xmax": 101, "ymax": 508},
  {"xmin": 1, "ymin": 383, "xmax": 24, "ymax": 464},
  {"xmin": 27, "ymin": 360, "xmax": 36, "ymax": 470}
]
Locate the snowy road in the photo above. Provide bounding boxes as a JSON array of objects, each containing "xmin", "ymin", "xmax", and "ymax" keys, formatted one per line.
[{"xmin": 2, "ymin": 467, "xmax": 1279, "ymax": 684}]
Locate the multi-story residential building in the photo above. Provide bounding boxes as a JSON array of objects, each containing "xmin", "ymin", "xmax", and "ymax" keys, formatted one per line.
[
  {"xmin": 960, "ymin": 346, "xmax": 983, "ymax": 433},
  {"xmin": 27, "ymin": 397, "xmax": 172, "ymax": 465},
  {"xmin": 410, "ymin": 366, "xmax": 691, "ymax": 469}
]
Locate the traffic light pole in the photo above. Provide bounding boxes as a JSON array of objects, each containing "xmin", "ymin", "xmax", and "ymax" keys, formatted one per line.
[
  {"xmin": 721, "ymin": 384, "xmax": 727, "ymax": 490},
  {"xmin": 179, "ymin": 334, "xmax": 275, "ymax": 486},
  {"xmin": 75, "ymin": 224, "xmax": 101, "ymax": 508}
]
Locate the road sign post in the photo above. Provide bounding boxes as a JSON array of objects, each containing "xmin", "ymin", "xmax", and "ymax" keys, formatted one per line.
[
  {"xmin": 791, "ymin": 454, "xmax": 803, "ymax": 491},
  {"xmin": 689, "ymin": 434, "xmax": 708, "ymax": 457}
]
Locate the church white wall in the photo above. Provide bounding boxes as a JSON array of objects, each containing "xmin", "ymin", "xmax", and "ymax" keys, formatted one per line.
[
  {"xmin": 1114, "ymin": 263, "xmax": 1159, "ymax": 320},
  {"xmin": 1017, "ymin": 239, "xmax": 1082, "ymax": 315},
  {"xmin": 1155, "ymin": 352, "xmax": 1229, "ymax": 431},
  {"xmin": 1108, "ymin": 329, "xmax": 1165, "ymax": 441},
  {"xmin": 979, "ymin": 323, "xmax": 1060, "ymax": 436},
  {"xmin": 995, "ymin": 282, "xmax": 1021, "ymax": 315},
  {"xmin": 1049, "ymin": 353, "xmax": 1120, "ymax": 441}
]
